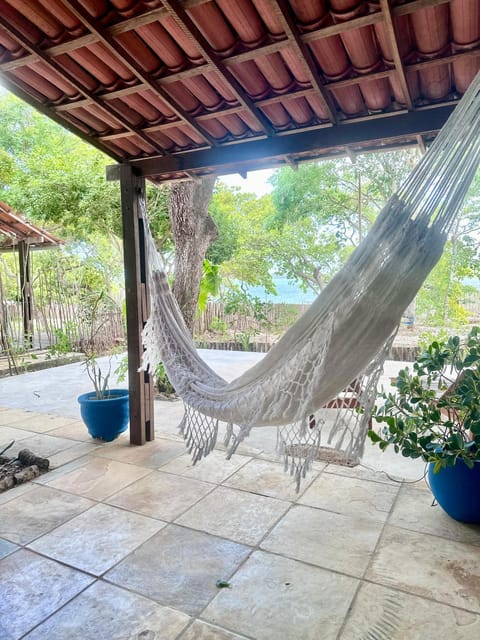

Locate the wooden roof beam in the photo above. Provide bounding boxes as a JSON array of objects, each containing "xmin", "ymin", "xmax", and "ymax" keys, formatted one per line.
[
  {"xmin": 379, "ymin": 0, "xmax": 414, "ymax": 110},
  {"xmin": 300, "ymin": 0, "xmax": 450, "ymax": 43},
  {"xmin": 107, "ymin": 104, "xmax": 454, "ymax": 179},
  {"xmin": 416, "ymin": 134, "xmax": 427, "ymax": 154},
  {"xmin": 268, "ymin": 0, "xmax": 337, "ymax": 123},
  {"xmin": 283, "ymin": 155, "xmax": 298, "ymax": 170},
  {"xmin": 48, "ymin": 46, "xmax": 480, "ymax": 126},
  {"xmin": 60, "ymin": 0, "xmax": 216, "ymax": 147},
  {"xmin": 160, "ymin": 0, "xmax": 276, "ymax": 136}
]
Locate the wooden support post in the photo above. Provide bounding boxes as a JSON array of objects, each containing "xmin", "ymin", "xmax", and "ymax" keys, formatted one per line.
[
  {"xmin": 119, "ymin": 164, "xmax": 154, "ymax": 445},
  {"xmin": 18, "ymin": 240, "xmax": 33, "ymax": 349}
]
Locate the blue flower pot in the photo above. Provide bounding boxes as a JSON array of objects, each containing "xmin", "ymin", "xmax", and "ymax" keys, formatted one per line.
[
  {"xmin": 428, "ymin": 459, "xmax": 480, "ymax": 524},
  {"xmin": 78, "ymin": 389, "xmax": 130, "ymax": 442}
]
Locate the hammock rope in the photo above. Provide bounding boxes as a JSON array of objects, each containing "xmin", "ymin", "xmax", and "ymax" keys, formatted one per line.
[{"xmin": 142, "ymin": 71, "xmax": 480, "ymax": 482}]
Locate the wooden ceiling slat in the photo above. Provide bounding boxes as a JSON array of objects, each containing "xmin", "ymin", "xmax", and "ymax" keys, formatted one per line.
[
  {"xmin": 394, "ymin": 0, "xmax": 450, "ymax": 18},
  {"xmin": 408, "ymin": 48, "xmax": 480, "ymax": 72},
  {"xmin": 5, "ymin": 45, "xmax": 477, "ymax": 106},
  {"xmin": 47, "ymin": 46, "xmax": 479, "ymax": 129},
  {"xmin": 379, "ymin": 0, "xmax": 414, "ymax": 110},
  {"xmin": 300, "ymin": 0, "xmax": 450, "ymax": 43}
]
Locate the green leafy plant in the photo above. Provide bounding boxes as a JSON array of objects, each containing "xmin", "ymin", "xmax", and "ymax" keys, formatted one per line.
[
  {"xmin": 369, "ymin": 327, "xmax": 480, "ymax": 473},
  {"xmin": 47, "ymin": 325, "xmax": 75, "ymax": 360},
  {"xmin": 154, "ymin": 362, "xmax": 176, "ymax": 396},
  {"xmin": 209, "ymin": 317, "xmax": 228, "ymax": 337},
  {"xmin": 223, "ymin": 285, "xmax": 271, "ymax": 348}
]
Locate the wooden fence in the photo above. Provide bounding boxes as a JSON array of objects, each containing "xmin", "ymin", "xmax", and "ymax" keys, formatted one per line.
[
  {"xmin": 195, "ymin": 301, "xmax": 309, "ymax": 336},
  {"xmin": 1, "ymin": 302, "xmax": 125, "ymax": 353}
]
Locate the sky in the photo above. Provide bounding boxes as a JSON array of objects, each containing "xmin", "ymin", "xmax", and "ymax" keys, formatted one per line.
[{"xmin": 218, "ymin": 168, "xmax": 274, "ymax": 196}]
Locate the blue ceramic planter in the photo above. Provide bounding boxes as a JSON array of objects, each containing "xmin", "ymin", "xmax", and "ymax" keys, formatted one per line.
[
  {"xmin": 78, "ymin": 389, "xmax": 130, "ymax": 442},
  {"xmin": 428, "ymin": 459, "xmax": 480, "ymax": 524}
]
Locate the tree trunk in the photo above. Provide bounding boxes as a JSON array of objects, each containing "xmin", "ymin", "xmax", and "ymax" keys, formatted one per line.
[{"xmin": 169, "ymin": 176, "xmax": 217, "ymax": 333}]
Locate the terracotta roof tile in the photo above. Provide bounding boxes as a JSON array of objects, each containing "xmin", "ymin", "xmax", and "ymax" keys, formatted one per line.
[
  {"xmin": 216, "ymin": 0, "xmax": 267, "ymax": 47},
  {"xmin": 0, "ymin": 200, "xmax": 64, "ymax": 249},
  {"xmin": 10, "ymin": 65, "xmax": 63, "ymax": 102}
]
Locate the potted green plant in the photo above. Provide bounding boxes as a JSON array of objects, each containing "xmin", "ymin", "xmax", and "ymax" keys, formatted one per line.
[
  {"xmin": 368, "ymin": 327, "xmax": 480, "ymax": 523},
  {"xmin": 77, "ymin": 354, "xmax": 129, "ymax": 441},
  {"xmin": 77, "ymin": 292, "xmax": 129, "ymax": 441}
]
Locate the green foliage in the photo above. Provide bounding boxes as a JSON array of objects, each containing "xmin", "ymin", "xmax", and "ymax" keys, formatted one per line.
[
  {"xmin": 114, "ymin": 355, "xmax": 129, "ymax": 384},
  {"xmin": 0, "ymin": 147, "xmax": 14, "ymax": 188},
  {"xmin": 209, "ymin": 317, "xmax": 229, "ymax": 336},
  {"xmin": 418, "ymin": 329, "xmax": 449, "ymax": 352},
  {"xmin": 207, "ymin": 183, "xmax": 240, "ymax": 265},
  {"xmin": 369, "ymin": 327, "xmax": 480, "ymax": 470},
  {"xmin": 416, "ymin": 241, "xmax": 477, "ymax": 327},
  {"xmin": 146, "ymin": 184, "xmax": 172, "ymax": 255},
  {"xmin": 197, "ymin": 259, "xmax": 221, "ymax": 313},
  {"xmin": 154, "ymin": 361, "xmax": 176, "ymax": 395},
  {"xmin": 212, "ymin": 184, "xmax": 277, "ymax": 294},
  {"xmin": 269, "ymin": 216, "xmax": 347, "ymax": 294},
  {"xmin": 265, "ymin": 151, "xmax": 419, "ymax": 294},
  {"xmin": 47, "ymin": 326, "xmax": 75, "ymax": 359},
  {"xmin": 0, "ymin": 94, "xmax": 120, "ymax": 239},
  {"xmin": 223, "ymin": 285, "xmax": 271, "ymax": 348},
  {"xmin": 269, "ymin": 162, "xmax": 358, "ymax": 231}
]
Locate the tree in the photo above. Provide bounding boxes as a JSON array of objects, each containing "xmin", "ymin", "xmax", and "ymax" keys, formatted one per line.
[
  {"xmin": 216, "ymin": 188, "xmax": 277, "ymax": 295},
  {"xmin": 206, "ymin": 182, "xmax": 240, "ymax": 265},
  {"xmin": 416, "ymin": 170, "xmax": 480, "ymax": 326},
  {"xmin": 169, "ymin": 176, "xmax": 217, "ymax": 333},
  {"xmin": 0, "ymin": 94, "xmax": 121, "ymax": 239},
  {"xmin": 266, "ymin": 152, "xmax": 420, "ymax": 295}
]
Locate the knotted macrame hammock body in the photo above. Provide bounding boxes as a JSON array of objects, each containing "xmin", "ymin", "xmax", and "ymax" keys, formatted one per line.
[{"xmin": 142, "ymin": 71, "xmax": 480, "ymax": 486}]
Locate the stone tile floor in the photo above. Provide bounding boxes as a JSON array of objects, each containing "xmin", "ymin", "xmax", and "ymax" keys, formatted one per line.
[{"xmin": 0, "ymin": 354, "xmax": 480, "ymax": 639}]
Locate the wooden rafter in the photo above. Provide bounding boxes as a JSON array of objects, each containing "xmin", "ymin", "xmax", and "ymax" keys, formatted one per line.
[
  {"xmin": 0, "ymin": 0, "xmax": 472, "ymax": 178},
  {"xmin": 34, "ymin": 47, "xmax": 479, "ymax": 119},
  {"xmin": 379, "ymin": 0, "xmax": 414, "ymax": 109},
  {"xmin": 160, "ymin": 0, "xmax": 276, "ymax": 136},
  {"xmin": 267, "ymin": 0, "xmax": 337, "ymax": 123},
  {"xmin": 60, "ymin": 0, "xmax": 216, "ymax": 147},
  {"xmin": 0, "ymin": 0, "xmax": 450, "ymax": 84},
  {"xmin": 416, "ymin": 134, "xmax": 427, "ymax": 154}
]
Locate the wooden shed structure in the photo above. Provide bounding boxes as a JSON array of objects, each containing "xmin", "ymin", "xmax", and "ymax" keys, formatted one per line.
[
  {"xmin": 0, "ymin": 199, "xmax": 64, "ymax": 348},
  {"xmin": 0, "ymin": 0, "xmax": 478, "ymax": 444}
]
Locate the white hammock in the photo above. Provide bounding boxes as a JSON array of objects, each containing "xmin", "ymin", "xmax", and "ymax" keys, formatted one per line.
[{"xmin": 142, "ymin": 71, "xmax": 480, "ymax": 483}]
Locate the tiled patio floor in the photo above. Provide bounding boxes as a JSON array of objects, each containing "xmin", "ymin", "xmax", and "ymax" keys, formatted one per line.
[{"xmin": 1, "ymin": 355, "xmax": 480, "ymax": 639}]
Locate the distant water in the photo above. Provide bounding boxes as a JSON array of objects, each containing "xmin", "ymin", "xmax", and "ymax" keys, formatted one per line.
[{"xmin": 246, "ymin": 276, "xmax": 317, "ymax": 304}]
